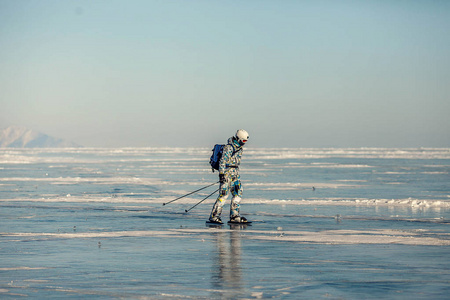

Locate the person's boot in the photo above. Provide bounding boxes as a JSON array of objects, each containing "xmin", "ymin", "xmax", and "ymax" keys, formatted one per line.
[
  {"xmin": 209, "ymin": 198, "xmax": 224, "ymax": 224},
  {"xmin": 208, "ymin": 215, "xmax": 223, "ymax": 224}
]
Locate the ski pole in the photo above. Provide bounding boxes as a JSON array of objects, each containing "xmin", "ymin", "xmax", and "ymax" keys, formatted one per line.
[
  {"xmin": 163, "ymin": 181, "xmax": 219, "ymax": 206},
  {"xmin": 184, "ymin": 188, "xmax": 219, "ymax": 213}
]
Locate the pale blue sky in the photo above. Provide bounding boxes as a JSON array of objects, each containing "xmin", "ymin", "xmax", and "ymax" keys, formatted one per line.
[{"xmin": 1, "ymin": 0, "xmax": 449, "ymax": 147}]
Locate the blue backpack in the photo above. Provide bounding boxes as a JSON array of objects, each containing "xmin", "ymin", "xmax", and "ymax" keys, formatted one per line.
[
  {"xmin": 209, "ymin": 144, "xmax": 224, "ymax": 172},
  {"xmin": 209, "ymin": 143, "xmax": 238, "ymax": 172}
]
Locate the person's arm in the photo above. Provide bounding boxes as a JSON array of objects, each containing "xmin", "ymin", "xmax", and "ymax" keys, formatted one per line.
[{"xmin": 219, "ymin": 144, "xmax": 233, "ymax": 175}]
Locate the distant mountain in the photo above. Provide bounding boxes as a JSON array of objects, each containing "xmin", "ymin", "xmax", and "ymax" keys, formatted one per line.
[{"xmin": 0, "ymin": 126, "xmax": 82, "ymax": 148}]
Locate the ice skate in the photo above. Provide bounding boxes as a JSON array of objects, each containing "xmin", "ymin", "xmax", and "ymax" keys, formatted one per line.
[
  {"xmin": 228, "ymin": 215, "xmax": 251, "ymax": 224},
  {"xmin": 207, "ymin": 215, "xmax": 223, "ymax": 225}
]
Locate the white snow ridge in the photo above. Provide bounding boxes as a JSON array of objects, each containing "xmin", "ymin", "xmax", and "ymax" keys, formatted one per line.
[{"xmin": 0, "ymin": 126, "xmax": 80, "ymax": 148}]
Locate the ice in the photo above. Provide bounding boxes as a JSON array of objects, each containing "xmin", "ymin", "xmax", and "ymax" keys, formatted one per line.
[
  {"xmin": 0, "ymin": 267, "xmax": 48, "ymax": 271},
  {"xmin": 246, "ymin": 147, "xmax": 450, "ymax": 160},
  {"xmin": 0, "ymin": 147, "xmax": 449, "ymax": 298},
  {"xmin": 2, "ymin": 227, "xmax": 448, "ymax": 246}
]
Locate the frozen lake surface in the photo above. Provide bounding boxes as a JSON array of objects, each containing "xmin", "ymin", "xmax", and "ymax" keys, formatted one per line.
[{"xmin": 1, "ymin": 147, "xmax": 449, "ymax": 299}]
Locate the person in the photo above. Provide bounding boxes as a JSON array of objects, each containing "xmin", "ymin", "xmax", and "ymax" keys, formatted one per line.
[{"xmin": 209, "ymin": 129, "xmax": 250, "ymax": 224}]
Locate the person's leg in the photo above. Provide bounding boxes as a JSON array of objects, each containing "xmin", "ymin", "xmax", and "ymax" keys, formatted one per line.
[
  {"xmin": 230, "ymin": 176, "xmax": 243, "ymax": 219},
  {"xmin": 209, "ymin": 179, "xmax": 230, "ymax": 222}
]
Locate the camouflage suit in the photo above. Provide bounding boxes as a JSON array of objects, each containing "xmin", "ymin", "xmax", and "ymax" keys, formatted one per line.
[{"xmin": 209, "ymin": 137, "xmax": 244, "ymax": 221}]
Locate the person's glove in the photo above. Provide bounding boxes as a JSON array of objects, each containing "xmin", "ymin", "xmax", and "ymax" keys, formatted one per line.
[{"xmin": 219, "ymin": 174, "xmax": 226, "ymax": 184}]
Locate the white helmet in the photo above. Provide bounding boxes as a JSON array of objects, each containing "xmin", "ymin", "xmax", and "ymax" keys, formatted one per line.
[{"xmin": 235, "ymin": 129, "xmax": 249, "ymax": 146}]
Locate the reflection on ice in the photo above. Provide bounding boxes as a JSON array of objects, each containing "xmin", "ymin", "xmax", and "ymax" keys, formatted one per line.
[{"xmin": 210, "ymin": 229, "xmax": 244, "ymax": 298}]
